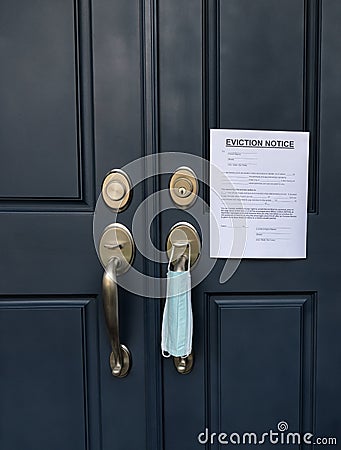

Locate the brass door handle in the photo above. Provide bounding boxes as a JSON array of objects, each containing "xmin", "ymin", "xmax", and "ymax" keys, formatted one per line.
[
  {"xmin": 170, "ymin": 250, "xmax": 194, "ymax": 375},
  {"xmin": 99, "ymin": 224, "xmax": 135, "ymax": 377},
  {"xmin": 102, "ymin": 257, "xmax": 131, "ymax": 377}
]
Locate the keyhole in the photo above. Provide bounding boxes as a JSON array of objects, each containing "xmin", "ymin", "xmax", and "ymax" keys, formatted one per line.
[{"xmin": 178, "ymin": 187, "xmax": 187, "ymax": 197}]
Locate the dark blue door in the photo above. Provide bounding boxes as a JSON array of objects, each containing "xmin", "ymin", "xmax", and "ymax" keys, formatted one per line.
[{"xmin": 0, "ymin": 1, "xmax": 340, "ymax": 449}]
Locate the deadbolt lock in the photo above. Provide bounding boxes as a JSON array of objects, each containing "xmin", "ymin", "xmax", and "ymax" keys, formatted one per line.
[
  {"xmin": 102, "ymin": 169, "xmax": 132, "ymax": 211},
  {"xmin": 169, "ymin": 167, "xmax": 198, "ymax": 208}
]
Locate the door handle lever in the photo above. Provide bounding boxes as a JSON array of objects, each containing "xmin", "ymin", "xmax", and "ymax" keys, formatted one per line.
[
  {"xmin": 102, "ymin": 257, "xmax": 131, "ymax": 377},
  {"xmin": 99, "ymin": 224, "xmax": 135, "ymax": 377}
]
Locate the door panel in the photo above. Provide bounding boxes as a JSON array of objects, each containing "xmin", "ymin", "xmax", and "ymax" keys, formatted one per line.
[
  {"xmin": 1, "ymin": 0, "xmax": 340, "ymax": 449},
  {"xmin": 92, "ymin": 1, "xmax": 149, "ymax": 447},
  {"xmin": 158, "ymin": 1, "xmax": 339, "ymax": 449},
  {"xmin": 0, "ymin": 1, "xmax": 148, "ymax": 449},
  {"xmin": 207, "ymin": 294, "xmax": 315, "ymax": 438},
  {"xmin": 0, "ymin": 298, "xmax": 99, "ymax": 450},
  {"xmin": 315, "ymin": 0, "xmax": 341, "ymax": 437},
  {"xmin": 159, "ymin": 0, "xmax": 202, "ymax": 152},
  {"xmin": 0, "ymin": 0, "xmax": 79, "ymax": 198},
  {"xmin": 219, "ymin": 0, "xmax": 305, "ymax": 130},
  {"xmin": 93, "ymin": 0, "xmax": 143, "ymax": 186}
]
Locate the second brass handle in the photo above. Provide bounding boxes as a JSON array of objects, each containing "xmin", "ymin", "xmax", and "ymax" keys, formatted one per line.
[
  {"xmin": 165, "ymin": 222, "xmax": 201, "ymax": 374},
  {"xmin": 170, "ymin": 251, "xmax": 194, "ymax": 375}
]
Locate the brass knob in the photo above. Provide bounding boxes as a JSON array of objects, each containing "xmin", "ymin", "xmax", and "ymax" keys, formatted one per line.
[
  {"xmin": 102, "ymin": 169, "xmax": 132, "ymax": 211},
  {"xmin": 106, "ymin": 180, "xmax": 126, "ymax": 201}
]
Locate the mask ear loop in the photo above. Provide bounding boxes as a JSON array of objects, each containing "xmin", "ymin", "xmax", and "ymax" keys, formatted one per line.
[
  {"xmin": 187, "ymin": 242, "xmax": 191, "ymax": 273},
  {"xmin": 167, "ymin": 241, "xmax": 191, "ymax": 272},
  {"xmin": 167, "ymin": 243, "xmax": 176, "ymax": 272}
]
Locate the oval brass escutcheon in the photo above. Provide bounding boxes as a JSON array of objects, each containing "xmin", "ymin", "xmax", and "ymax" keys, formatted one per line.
[
  {"xmin": 166, "ymin": 222, "xmax": 201, "ymax": 269},
  {"xmin": 99, "ymin": 223, "xmax": 135, "ymax": 273}
]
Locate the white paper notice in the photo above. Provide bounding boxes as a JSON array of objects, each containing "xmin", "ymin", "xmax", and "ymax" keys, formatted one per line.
[{"xmin": 210, "ymin": 129, "xmax": 309, "ymax": 259}]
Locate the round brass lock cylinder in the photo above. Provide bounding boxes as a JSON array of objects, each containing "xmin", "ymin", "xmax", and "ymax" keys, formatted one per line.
[
  {"xmin": 102, "ymin": 169, "xmax": 132, "ymax": 211},
  {"xmin": 169, "ymin": 167, "xmax": 198, "ymax": 208}
]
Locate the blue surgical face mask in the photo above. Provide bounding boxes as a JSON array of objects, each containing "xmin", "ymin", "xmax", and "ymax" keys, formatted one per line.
[{"xmin": 161, "ymin": 262, "xmax": 193, "ymax": 358}]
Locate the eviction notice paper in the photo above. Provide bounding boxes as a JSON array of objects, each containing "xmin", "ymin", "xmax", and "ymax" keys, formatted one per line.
[{"xmin": 210, "ymin": 129, "xmax": 309, "ymax": 259}]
